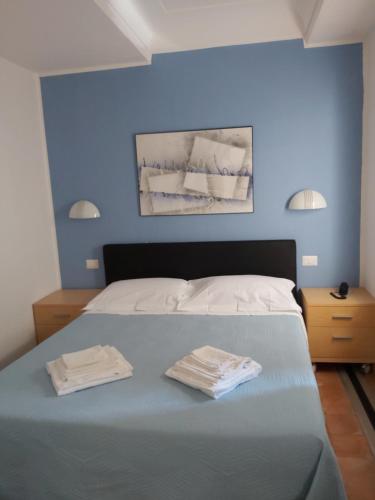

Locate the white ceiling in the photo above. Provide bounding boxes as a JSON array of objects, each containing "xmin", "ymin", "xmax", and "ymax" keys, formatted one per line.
[
  {"xmin": 0, "ymin": 0, "xmax": 374, "ymax": 76},
  {"xmin": 0, "ymin": 0, "xmax": 150, "ymax": 74},
  {"xmin": 302, "ymin": 0, "xmax": 375, "ymax": 46},
  {"xmin": 137, "ymin": 0, "xmax": 300, "ymax": 53}
]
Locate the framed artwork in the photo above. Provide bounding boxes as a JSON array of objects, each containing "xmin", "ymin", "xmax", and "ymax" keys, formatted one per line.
[{"xmin": 136, "ymin": 126, "xmax": 253, "ymax": 216}]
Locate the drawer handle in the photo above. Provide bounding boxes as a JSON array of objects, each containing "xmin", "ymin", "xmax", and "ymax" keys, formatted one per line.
[
  {"xmin": 332, "ymin": 335, "xmax": 353, "ymax": 341},
  {"xmin": 331, "ymin": 315, "xmax": 353, "ymax": 320},
  {"xmin": 53, "ymin": 313, "xmax": 71, "ymax": 319}
]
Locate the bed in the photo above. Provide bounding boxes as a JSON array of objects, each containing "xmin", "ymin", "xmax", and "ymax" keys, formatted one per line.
[{"xmin": 0, "ymin": 240, "xmax": 346, "ymax": 500}]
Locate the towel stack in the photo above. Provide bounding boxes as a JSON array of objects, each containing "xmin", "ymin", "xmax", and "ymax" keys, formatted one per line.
[
  {"xmin": 47, "ymin": 345, "xmax": 133, "ymax": 396},
  {"xmin": 165, "ymin": 345, "xmax": 262, "ymax": 399}
]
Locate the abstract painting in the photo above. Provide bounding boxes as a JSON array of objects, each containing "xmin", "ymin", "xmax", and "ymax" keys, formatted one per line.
[{"xmin": 136, "ymin": 126, "xmax": 253, "ymax": 216}]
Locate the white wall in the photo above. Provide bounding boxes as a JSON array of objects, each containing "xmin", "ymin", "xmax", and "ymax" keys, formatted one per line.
[
  {"xmin": 361, "ymin": 29, "xmax": 375, "ymax": 296},
  {"xmin": 0, "ymin": 56, "xmax": 61, "ymax": 368}
]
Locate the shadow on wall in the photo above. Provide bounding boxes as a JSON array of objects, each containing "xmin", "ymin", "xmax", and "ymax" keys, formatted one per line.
[{"xmin": 0, "ymin": 337, "xmax": 36, "ymax": 370}]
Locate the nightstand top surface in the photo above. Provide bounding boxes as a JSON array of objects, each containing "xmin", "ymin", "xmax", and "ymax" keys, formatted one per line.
[
  {"xmin": 301, "ymin": 287, "xmax": 375, "ymax": 307},
  {"xmin": 34, "ymin": 289, "xmax": 102, "ymax": 307}
]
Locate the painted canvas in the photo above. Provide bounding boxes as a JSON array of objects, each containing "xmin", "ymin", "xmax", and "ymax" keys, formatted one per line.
[{"xmin": 136, "ymin": 127, "xmax": 253, "ymax": 216}]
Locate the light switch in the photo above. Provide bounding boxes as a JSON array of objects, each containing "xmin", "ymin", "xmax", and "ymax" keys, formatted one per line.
[
  {"xmin": 302, "ymin": 256, "xmax": 318, "ymax": 267},
  {"xmin": 86, "ymin": 259, "xmax": 99, "ymax": 270}
]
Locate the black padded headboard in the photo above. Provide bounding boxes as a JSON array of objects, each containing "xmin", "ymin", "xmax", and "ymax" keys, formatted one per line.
[{"xmin": 103, "ymin": 240, "xmax": 297, "ymax": 286}]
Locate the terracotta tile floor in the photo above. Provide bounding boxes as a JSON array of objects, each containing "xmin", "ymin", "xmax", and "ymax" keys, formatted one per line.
[{"xmin": 316, "ymin": 366, "xmax": 375, "ymax": 500}]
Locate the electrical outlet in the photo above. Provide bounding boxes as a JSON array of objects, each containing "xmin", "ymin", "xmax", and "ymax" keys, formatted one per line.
[
  {"xmin": 302, "ymin": 256, "xmax": 318, "ymax": 267},
  {"xmin": 86, "ymin": 259, "xmax": 99, "ymax": 270}
]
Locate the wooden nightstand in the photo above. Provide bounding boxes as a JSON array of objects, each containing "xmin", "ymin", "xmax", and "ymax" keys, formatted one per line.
[
  {"xmin": 301, "ymin": 287, "xmax": 375, "ymax": 364},
  {"xmin": 33, "ymin": 289, "xmax": 102, "ymax": 344}
]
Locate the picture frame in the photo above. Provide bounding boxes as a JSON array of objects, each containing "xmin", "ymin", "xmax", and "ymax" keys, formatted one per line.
[{"xmin": 136, "ymin": 126, "xmax": 253, "ymax": 216}]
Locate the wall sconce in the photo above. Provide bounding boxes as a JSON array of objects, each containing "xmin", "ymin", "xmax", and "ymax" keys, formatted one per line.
[
  {"xmin": 288, "ymin": 190, "xmax": 327, "ymax": 210},
  {"xmin": 69, "ymin": 200, "xmax": 101, "ymax": 219}
]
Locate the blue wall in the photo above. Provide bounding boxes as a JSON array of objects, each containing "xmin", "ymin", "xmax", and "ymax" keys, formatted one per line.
[{"xmin": 41, "ymin": 39, "xmax": 363, "ymax": 289}]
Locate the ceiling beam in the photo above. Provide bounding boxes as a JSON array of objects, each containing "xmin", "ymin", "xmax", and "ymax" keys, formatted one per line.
[
  {"xmin": 94, "ymin": 0, "xmax": 152, "ymax": 63},
  {"xmin": 303, "ymin": 0, "xmax": 324, "ymax": 45},
  {"xmin": 289, "ymin": 0, "xmax": 326, "ymax": 48}
]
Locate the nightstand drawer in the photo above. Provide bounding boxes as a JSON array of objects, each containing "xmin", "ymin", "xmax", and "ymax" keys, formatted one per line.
[
  {"xmin": 307, "ymin": 306, "xmax": 375, "ymax": 327},
  {"xmin": 308, "ymin": 326, "xmax": 375, "ymax": 359},
  {"xmin": 35, "ymin": 324, "xmax": 64, "ymax": 343},
  {"xmin": 33, "ymin": 306, "xmax": 82, "ymax": 325}
]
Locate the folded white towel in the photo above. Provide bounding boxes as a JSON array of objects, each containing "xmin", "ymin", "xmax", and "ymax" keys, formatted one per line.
[
  {"xmin": 61, "ymin": 345, "xmax": 107, "ymax": 370},
  {"xmin": 165, "ymin": 345, "xmax": 262, "ymax": 399},
  {"xmin": 52, "ymin": 346, "xmax": 132, "ymax": 384},
  {"xmin": 47, "ymin": 345, "xmax": 133, "ymax": 396},
  {"xmin": 179, "ymin": 352, "xmax": 250, "ymax": 380},
  {"xmin": 167, "ymin": 360, "xmax": 262, "ymax": 399},
  {"xmin": 47, "ymin": 362, "xmax": 132, "ymax": 396},
  {"xmin": 191, "ymin": 345, "xmax": 249, "ymax": 373},
  {"xmin": 57, "ymin": 346, "xmax": 123, "ymax": 381}
]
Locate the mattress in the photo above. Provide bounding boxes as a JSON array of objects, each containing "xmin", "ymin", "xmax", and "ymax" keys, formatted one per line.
[{"xmin": 0, "ymin": 313, "xmax": 346, "ymax": 500}]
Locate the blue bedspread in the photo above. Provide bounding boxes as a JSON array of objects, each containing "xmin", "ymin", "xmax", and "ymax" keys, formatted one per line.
[{"xmin": 0, "ymin": 313, "xmax": 346, "ymax": 500}]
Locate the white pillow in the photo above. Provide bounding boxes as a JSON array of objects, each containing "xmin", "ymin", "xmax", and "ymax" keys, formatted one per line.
[
  {"xmin": 84, "ymin": 278, "xmax": 189, "ymax": 313},
  {"xmin": 177, "ymin": 275, "xmax": 301, "ymax": 313}
]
